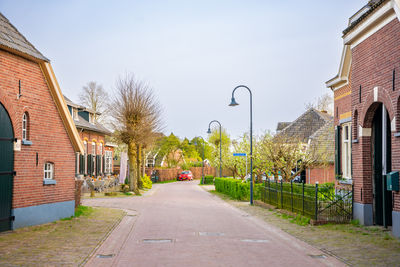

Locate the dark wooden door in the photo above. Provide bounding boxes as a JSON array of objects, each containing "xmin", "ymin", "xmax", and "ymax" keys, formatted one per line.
[
  {"xmin": 372, "ymin": 104, "xmax": 392, "ymax": 226},
  {"xmin": 0, "ymin": 103, "xmax": 14, "ymax": 232}
]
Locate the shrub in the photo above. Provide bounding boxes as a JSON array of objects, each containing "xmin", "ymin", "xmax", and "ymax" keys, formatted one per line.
[
  {"xmin": 142, "ymin": 174, "xmax": 152, "ymax": 189},
  {"xmin": 200, "ymin": 175, "xmax": 214, "ymax": 185},
  {"xmin": 121, "ymin": 184, "xmax": 130, "ymax": 193}
]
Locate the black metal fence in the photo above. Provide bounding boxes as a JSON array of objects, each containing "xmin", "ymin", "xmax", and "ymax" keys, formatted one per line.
[{"xmin": 260, "ymin": 180, "xmax": 353, "ymax": 223}]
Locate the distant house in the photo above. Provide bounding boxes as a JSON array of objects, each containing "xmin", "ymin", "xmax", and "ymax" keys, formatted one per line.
[
  {"xmin": 0, "ymin": 13, "xmax": 84, "ymax": 231},
  {"xmin": 276, "ymin": 108, "xmax": 335, "ymax": 184},
  {"xmin": 64, "ymin": 96, "xmax": 115, "ymax": 177}
]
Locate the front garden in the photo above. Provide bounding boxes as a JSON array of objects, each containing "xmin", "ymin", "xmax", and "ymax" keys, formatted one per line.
[{"xmin": 213, "ymin": 177, "xmax": 352, "ymax": 223}]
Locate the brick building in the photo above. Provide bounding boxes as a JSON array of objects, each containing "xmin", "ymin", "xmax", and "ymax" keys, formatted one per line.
[
  {"xmin": 327, "ymin": 0, "xmax": 400, "ymax": 237},
  {"xmin": 0, "ymin": 13, "xmax": 84, "ymax": 231},
  {"xmin": 64, "ymin": 96, "xmax": 115, "ymax": 177}
]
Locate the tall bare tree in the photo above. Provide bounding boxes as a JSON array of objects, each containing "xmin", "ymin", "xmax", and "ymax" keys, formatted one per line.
[
  {"xmin": 305, "ymin": 93, "xmax": 333, "ymax": 115},
  {"xmin": 79, "ymin": 81, "xmax": 109, "ymax": 122},
  {"xmin": 111, "ymin": 74, "xmax": 163, "ymax": 193}
]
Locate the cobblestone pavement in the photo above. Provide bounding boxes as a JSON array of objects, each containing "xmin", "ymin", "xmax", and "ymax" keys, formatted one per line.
[{"xmin": 83, "ymin": 181, "xmax": 345, "ymax": 267}]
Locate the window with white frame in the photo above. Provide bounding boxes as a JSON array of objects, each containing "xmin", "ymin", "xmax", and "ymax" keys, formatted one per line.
[
  {"xmin": 84, "ymin": 140, "xmax": 88, "ymax": 154},
  {"xmin": 72, "ymin": 108, "xmax": 79, "ymax": 120},
  {"xmin": 341, "ymin": 123, "xmax": 352, "ymax": 179},
  {"xmin": 44, "ymin": 162, "xmax": 54, "ymax": 180},
  {"xmin": 105, "ymin": 150, "xmax": 113, "ymax": 173},
  {"xmin": 22, "ymin": 112, "xmax": 28, "ymax": 140},
  {"xmin": 92, "ymin": 142, "xmax": 96, "ymax": 155},
  {"xmin": 99, "ymin": 143, "xmax": 103, "ymax": 155},
  {"xmin": 89, "ymin": 113, "xmax": 94, "ymax": 124}
]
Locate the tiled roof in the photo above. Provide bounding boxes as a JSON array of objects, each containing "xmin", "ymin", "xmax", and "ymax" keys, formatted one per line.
[
  {"xmin": 309, "ymin": 120, "xmax": 335, "ymax": 163},
  {"xmin": 276, "ymin": 122, "xmax": 291, "ymax": 132},
  {"xmin": 342, "ymin": 0, "xmax": 387, "ymax": 36},
  {"xmin": 276, "ymin": 108, "xmax": 333, "ymax": 143},
  {"xmin": 64, "ymin": 95, "xmax": 111, "ymax": 135},
  {"xmin": 0, "ymin": 12, "xmax": 48, "ymax": 61},
  {"xmin": 74, "ymin": 114, "xmax": 111, "ymax": 135}
]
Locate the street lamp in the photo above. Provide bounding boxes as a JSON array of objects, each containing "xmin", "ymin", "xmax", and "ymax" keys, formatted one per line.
[
  {"xmin": 207, "ymin": 120, "xmax": 222, "ymax": 178},
  {"xmin": 194, "ymin": 136, "xmax": 206, "ymax": 184},
  {"xmin": 229, "ymin": 85, "xmax": 253, "ymax": 205}
]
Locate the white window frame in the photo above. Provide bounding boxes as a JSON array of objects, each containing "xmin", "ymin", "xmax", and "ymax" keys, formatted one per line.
[
  {"xmin": 105, "ymin": 150, "xmax": 113, "ymax": 174},
  {"xmin": 44, "ymin": 162, "xmax": 54, "ymax": 180},
  {"xmin": 99, "ymin": 143, "xmax": 103, "ymax": 155},
  {"xmin": 92, "ymin": 142, "xmax": 96, "ymax": 155},
  {"xmin": 22, "ymin": 112, "xmax": 28, "ymax": 140},
  {"xmin": 341, "ymin": 123, "xmax": 352, "ymax": 179},
  {"xmin": 72, "ymin": 108, "xmax": 79, "ymax": 121},
  {"xmin": 89, "ymin": 113, "xmax": 94, "ymax": 124}
]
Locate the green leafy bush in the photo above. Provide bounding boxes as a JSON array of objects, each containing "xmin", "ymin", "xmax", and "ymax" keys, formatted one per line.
[
  {"xmin": 142, "ymin": 174, "xmax": 152, "ymax": 189},
  {"xmin": 200, "ymin": 175, "xmax": 214, "ymax": 185},
  {"xmin": 214, "ymin": 178, "xmax": 263, "ymax": 201}
]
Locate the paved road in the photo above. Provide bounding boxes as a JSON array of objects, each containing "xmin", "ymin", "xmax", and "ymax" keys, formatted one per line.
[{"xmin": 83, "ymin": 181, "xmax": 345, "ymax": 267}]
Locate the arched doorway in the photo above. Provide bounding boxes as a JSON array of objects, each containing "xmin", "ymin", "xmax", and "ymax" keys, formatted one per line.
[
  {"xmin": 371, "ymin": 103, "xmax": 392, "ymax": 226},
  {"xmin": 0, "ymin": 102, "xmax": 14, "ymax": 232}
]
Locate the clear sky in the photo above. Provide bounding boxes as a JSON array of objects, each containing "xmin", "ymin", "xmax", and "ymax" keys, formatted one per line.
[{"xmin": 1, "ymin": 0, "xmax": 366, "ymax": 140}]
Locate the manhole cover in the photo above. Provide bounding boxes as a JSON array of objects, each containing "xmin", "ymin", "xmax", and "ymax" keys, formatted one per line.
[
  {"xmin": 309, "ymin": 255, "xmax": 327, "ymax": 259},
  {"xmin": 199, "ymin": 232, "xmax": 225, "ymax": 236},
  {"xmin": 97, "ymin": 254, "xmax": 114, "ymax": 258},
  {"xmin": 142, "ymin": 239, "xmax": 173, "ymax": 243},
  {"xmin": 241, "ymin": 239, "xmax": 269, "ymax": 243}
]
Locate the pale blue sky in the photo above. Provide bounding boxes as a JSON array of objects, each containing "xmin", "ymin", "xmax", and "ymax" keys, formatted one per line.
[{"xmin": 1, "ymin": 1, "xmax": 366, "ymax": 139}]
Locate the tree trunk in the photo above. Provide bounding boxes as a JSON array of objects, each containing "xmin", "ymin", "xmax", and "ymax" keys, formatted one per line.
[
  {"xmin": 136, "ymin": 144, "xmax": 143, "ymax": 189},
  {"xmin": 128, "ymin": 142, "xmax": 139, "ymax": 194},
  {"xmin": 142, "ymin": 148, "xmax": 146, "ymax": 177}
]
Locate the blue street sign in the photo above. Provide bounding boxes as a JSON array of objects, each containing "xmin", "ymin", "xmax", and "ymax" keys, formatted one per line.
[{"xmin": 233, "ymin": 153, "xmax": 247, "ymax": 157}]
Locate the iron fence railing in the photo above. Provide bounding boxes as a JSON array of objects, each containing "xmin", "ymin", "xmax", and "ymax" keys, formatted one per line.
[{"xmin": 260, "ymin": 180, "xmax": 353, "ymax": 223}]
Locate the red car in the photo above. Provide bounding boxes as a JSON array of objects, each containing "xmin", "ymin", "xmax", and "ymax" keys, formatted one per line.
[{"xmin": 178, "ymin": 171, "xmax": 193, "ymax": 181}]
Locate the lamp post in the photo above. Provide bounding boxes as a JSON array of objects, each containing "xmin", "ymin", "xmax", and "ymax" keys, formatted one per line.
[
  {"xmin": 229, "ymin": 85, "xmax": 253, "ymax": 205},
  {"xmin": 207, "ymin": 120, "xmax": 222, "ymax": 178},
  {"xmin": 194, "ymin": 136, "xmax": 206, "ymax": 184}
]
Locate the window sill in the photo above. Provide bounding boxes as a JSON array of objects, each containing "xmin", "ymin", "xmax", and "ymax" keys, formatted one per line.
[
  {"xmin": 43, "ymin": 179, "xmax": 57, "ymax": 185},
  {"xmin": 338, "ymin": 179, "xmax": 353, "ymax": 185},
  {"xmin": 352, "ymin": 139, "xmax": 359, "ymax": 143},
  {"xmin": 22, "ymin": 140, "xmax": 33, "ymax": 146}
]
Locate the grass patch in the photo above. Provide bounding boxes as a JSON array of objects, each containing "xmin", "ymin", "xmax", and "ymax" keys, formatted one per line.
[
  {"xmin": 83, "ymin": 191, "xmax": 135, "ymax": 199},
  {"xmin": 155, "ymin": 180, "xmax": 177, "ymax": 184}
]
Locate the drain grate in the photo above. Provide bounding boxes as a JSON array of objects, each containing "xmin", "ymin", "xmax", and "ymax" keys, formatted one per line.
[
  {"xmin": 199, "ymin": 232, "xmax": 225, "ymax": 236},
  {"xmin": 142, "ymin": 239, "xmax": 173, "ymax": 243},
  {"xmin": 309, "ymin": 254, "xmax": 327, "ymax": 259},
  {"xmin": 97, "ymin": 254, "xmax": 114, "ymax": 258},
  {"xmin": 241, "ymin": 239, "xmax": 269, "ymax": 243}
]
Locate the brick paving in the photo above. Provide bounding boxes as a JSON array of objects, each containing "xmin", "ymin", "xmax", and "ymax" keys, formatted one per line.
[
  {"xmin": 0, "ymin": 207, "xmax": 125, "ymax": 266},
  {"xmin": 83, "ymin": 181, "xmax": 345, "ymax": 267}
]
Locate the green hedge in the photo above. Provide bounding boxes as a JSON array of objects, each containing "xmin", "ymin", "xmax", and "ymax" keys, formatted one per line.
[
  {"xmin": 200, "ymin": 175, "xmax": 214, "ymax": 185},
  {"xmin": 214, "ymin": 178, "xmax": 263, "ymax": 201}
]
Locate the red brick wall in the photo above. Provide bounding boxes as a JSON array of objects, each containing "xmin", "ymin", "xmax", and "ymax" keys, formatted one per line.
[
  {"xmin": 306, "ymin": 164, "xmax": 335, "ymax": 184},
  {"xmin": 80, "ymin": 130, "xmax": 105, "ymax": 155},
  {"xmin": 334, "ymin": 72, "xmax": 352, "ymax": 127},
  {"xmin": 145, "ymin": 167, "xmax": 181, "ymax": 181},
  {"xmin": 0, "ymin": 49, "xmax": 76, "ymax": 209},
  {"xmin": 350, "ymin": 19, "xmax": 400, "ymax": 211}
]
